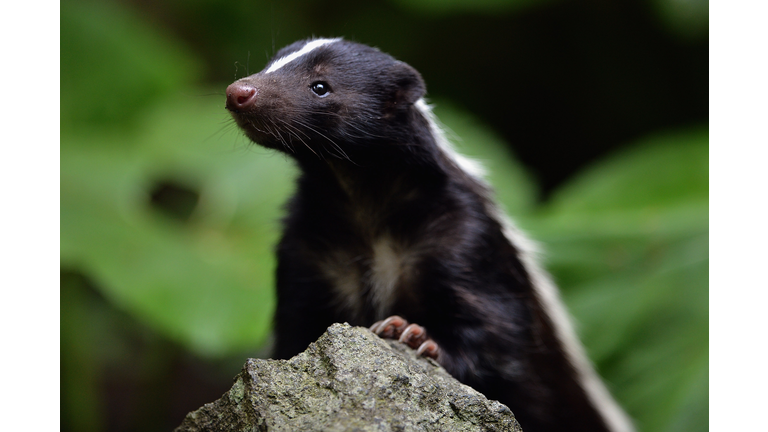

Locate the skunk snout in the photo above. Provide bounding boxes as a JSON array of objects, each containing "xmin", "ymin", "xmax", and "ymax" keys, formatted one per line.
[{"xmin": 226, "ymin": 81, "xmax": 258, "ymax": 112}]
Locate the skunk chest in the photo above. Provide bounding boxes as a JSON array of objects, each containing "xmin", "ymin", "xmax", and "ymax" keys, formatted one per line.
[{"xmin": 314, "ymin": 232, "xmax": 423, "ymax": 321}]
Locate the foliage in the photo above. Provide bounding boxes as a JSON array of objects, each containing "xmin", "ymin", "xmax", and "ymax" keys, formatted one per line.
[{"xmin": 529, "ymin": 130, "xmax": 708, "ymax": 432}]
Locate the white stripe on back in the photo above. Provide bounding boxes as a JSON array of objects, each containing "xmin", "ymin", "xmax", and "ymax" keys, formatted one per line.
[
  {"xmin": 414, "ymin": 99, "xmax": 487, "ymax": 179},
  {"xmin": 415, "ymin": 98, "xmax": 635, "ymax": 432},
  {"xmin": 265, "ymin": 38, "xmax": 341, "ymax": 74}
]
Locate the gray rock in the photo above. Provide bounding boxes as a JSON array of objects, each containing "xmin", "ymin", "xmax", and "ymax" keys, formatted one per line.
[{"xmin": 175, "ymin": 323, "xmax": 522, "ymax": 431}]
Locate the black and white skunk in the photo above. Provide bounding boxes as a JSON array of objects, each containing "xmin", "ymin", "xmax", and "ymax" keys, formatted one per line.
[{"xmin": 225, "ymin": 38, "xmax": 633, "ymax": 432}]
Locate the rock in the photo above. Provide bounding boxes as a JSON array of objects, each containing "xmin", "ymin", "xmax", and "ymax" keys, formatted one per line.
[{"xmin": 174, "ymin": 323, "xmax": 522, "ymax": 431}]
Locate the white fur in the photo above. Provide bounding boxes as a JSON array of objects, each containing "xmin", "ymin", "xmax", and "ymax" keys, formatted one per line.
[
  {"xmin": 500, "ymin": 217, "xmax": 635, "ymax": 432},
  {"xmin": 265, "ymin": 38, "xmax": 341, "ymax": 74},
  {"xmin": 414, "ymin": 99, "xmax": 487, "ymax": 179},
  {"xmin": 415, "ymin": 98, "xmax": 635, "ymax": 432},
  {"xmin": 369, "ymin": 236, "xmax": 404, "ymax": 320},
  {"xmin": 319, "ymin": 250, "xmax": 364, "ymax": 316},
  {"xmin": 321, "ymin": 237, "xmax": 415, "ymax": 322}
]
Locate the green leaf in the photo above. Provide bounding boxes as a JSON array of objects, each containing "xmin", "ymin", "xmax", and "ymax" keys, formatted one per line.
[
  {"xmin": 62, "ymin": 94, "xmax": 297, "ymax": 357},
  {"xmin": 546, "ymin": 128, "xmax": 708, "ymax": 214},
  {"xmin": 525, "ymin": 128, "xmax": 708, "ymax": 431},
  {"xmin": 60, "ymin": 0, "xmax": 201, "ymax": 130}
]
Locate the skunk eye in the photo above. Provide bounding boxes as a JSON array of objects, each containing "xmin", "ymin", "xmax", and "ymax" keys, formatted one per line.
[{"xmin": 310, "ymin": 81, "xmax": 331, "ymax": 97}]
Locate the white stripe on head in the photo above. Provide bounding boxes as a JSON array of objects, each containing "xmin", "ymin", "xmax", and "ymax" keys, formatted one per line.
[
  {"xmin": 415, "ymin": 97, "xmax": 635, "ymax": 432},
  {"xmin": 265, "ymin": 38, "xmax": 342, "ymax": 74}
]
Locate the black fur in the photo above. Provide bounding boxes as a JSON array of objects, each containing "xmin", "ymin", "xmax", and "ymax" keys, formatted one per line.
[{"xmin": 226, "ymin": 38, "xmax": 628, "ymax": 432}]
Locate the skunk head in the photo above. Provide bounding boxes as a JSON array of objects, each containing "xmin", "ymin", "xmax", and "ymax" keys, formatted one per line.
[{"xmin": 226, "ymin": 38, "xmax": 426, "ymax": 160}]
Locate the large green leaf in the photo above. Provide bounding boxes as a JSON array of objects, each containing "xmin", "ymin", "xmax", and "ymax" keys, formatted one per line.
[
  {"xmin": 61, "ymin": 94, "xmax": 298, "ymax": 356},
  {"xmin": 525, "ymin": 128, "xmax": 708, "ymax": 431},
  {"xmin": 59, "ymin": 0, "xmax": 287, "ymax": 357}
]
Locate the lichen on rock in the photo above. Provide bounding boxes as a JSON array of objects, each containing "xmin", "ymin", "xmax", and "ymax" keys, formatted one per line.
[{"xmin": 175, "ymin": 323, "xmax": 522, "ymax": 431}]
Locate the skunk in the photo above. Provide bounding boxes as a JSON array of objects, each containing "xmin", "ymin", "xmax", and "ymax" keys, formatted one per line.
[{"xmin": 225, "ymin": 37, "xmax": 633, "ymax": 432}]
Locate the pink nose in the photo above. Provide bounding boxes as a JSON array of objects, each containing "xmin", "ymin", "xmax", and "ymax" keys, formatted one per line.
[{"xmin": 226, "ymin": 82, "xmax": 258, "ymax": 111}]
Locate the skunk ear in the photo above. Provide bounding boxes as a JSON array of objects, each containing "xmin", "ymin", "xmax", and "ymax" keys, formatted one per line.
[{"xmin": 389, "ymin": 61, "xmax": 426, "ymax": 106}]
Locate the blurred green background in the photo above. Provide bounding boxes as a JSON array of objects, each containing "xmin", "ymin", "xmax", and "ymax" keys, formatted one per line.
[{"xmin": 60, "ymin": 0, "xmax": 708, "ymax": 430}]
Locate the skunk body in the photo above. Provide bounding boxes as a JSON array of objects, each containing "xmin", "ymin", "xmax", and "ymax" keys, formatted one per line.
[{"xmin": 225, "ymin": 38, "xmax": 633, "ymax": 432}]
